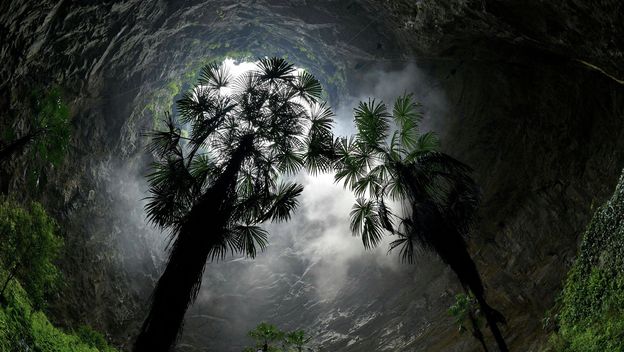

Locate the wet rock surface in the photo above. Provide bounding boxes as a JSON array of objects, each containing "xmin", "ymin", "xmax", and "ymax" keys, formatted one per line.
[{"xmin": 1, "ymin": 1, "xmax": 623, "ymax": 351}]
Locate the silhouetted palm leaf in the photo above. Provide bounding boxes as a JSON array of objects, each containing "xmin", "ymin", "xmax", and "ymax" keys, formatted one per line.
[
  {"xmin": 350, "ymin": 198, "xmax": 384, "ymax": 250},
  {"xmin": 292, "ymin": 70, "xmax": 322, "ymax": 102},
  {"xmin": 335, "ymin": 93, "xmax": 508, "ymax": 351},
  {"xmin": 198, "ymin": 62, "xmax": 232, "ymax": 90},
  {"xmin": 392, "ymin": 93, "xmax": 422, "ymax": 148},
  {"xmin": 229, "ymin": 224, "xmax": 269, "ymax": 258},
  {"xmin": 257, "ymin": 57, "xmax": 295, "ymax": 83}
]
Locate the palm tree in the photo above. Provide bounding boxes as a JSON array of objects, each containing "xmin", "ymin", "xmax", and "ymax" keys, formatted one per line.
[
  {"xmin": 285, "ymin": 330, "xmax": 311, "ymax": 352},
  {"xmin": 134, "ymin": 58, "xmax": 334, "ymax": 352},
  {"xmin": 334, "ymin": 94, "xmax": 508, "ymax": 351},
  {"xmin": 248, "ymin": 322, "xmax": 285, "ymax": 352}
]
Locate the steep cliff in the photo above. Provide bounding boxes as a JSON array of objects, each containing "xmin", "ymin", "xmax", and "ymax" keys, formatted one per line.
[{"xmin": 0, "ymin": 1, "xmax": 622, "ymax": 351}]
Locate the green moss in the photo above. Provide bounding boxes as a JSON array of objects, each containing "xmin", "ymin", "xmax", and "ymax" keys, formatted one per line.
[
  {"xmin": 145, "ymin": 49, "xmax": 253, "ymax": 130},
  {"xmin": 546, "ymin": 171, "xmax": 624, "ymax": 351},
  {"xmin": 0, "ymin": 279, "xmax": 117, "ymax": 351}
]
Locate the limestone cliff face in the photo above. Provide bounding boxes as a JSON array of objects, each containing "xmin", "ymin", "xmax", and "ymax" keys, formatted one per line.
[{"xmin": 0, "ymin": 1, "xmax": 622, "ymax": 351}]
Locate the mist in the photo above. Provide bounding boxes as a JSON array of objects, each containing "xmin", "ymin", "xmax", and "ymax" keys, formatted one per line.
[{"xmin": 113, "ymin": 59, "xmax": 453, "ymax": 351}]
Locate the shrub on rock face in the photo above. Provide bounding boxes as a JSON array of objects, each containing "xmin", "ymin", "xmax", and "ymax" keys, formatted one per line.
[
  {"xmin": 547, "ymin": 171, "xmax": 624, "ymax": 351},
  {"xmin": 244, "ymin": 322, "xmax": 312, "ymax": 352},
  {"xmin": 0, "ymin": 198, "xmax": 117, "ymax": 352},
  {"xmin": 0, "ymin": 198, "xmax": 63, "ymax": 310}
]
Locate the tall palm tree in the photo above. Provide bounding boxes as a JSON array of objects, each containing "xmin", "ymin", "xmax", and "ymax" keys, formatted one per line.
[
  {"xmin": 334, "ymin": 94, "xmax": 508, "ymax": 351},
  {"xmin": 134, "ymin": 58, "xmax": 334, "ymax": 352}
]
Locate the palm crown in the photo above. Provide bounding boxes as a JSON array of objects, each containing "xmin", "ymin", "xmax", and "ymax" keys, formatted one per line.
[
  {"xmin": 335, "ymin": 94, "xmax": 477, "ymax": 256},
  {"xmin": 145, "ymin": 57, "xmax": 334, "ymax": 259}
]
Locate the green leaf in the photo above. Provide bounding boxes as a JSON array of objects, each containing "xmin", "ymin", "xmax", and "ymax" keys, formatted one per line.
[
  {"xmin": 257, "ymin": 57, "xmax": 296, "ymax": 82},
  {"xmin": 392, "ymin": 93, "xmax": 422, "ymax": 148},
  {"xmin": 350, "ymin": 198, "xmax": 384, "ymax": 250},
  {"xmin": 354, "ymin": 99, "xmax": 390, "ymax": 147}
]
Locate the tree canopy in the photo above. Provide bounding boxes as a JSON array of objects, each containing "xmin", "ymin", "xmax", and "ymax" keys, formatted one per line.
[{"xmin": 135, "ymin": 57, "xmax": 334, "ymax": 352}]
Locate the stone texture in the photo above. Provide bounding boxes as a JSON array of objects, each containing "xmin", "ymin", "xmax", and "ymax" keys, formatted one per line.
[{"xmin": 0, "ymin": 1, "xmax": 623, "ymax": 351}]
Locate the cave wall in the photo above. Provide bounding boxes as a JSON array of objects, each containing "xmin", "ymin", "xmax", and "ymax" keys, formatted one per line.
[{"xmin": 1, "ymin": 0, "xmax": 623, "ymax": 351}]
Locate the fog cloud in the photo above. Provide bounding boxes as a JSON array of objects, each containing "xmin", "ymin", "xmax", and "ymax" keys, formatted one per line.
[{"xmin": 114, "ymin": 59, "xmax": 451, "ymax": 351}]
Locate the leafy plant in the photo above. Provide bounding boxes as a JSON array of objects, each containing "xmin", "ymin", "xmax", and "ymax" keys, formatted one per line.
[
  {"xmin": 0, "ymin": 205, "xmax": 116, "ymax": 352},
  {"xmin": 244, "ymin": 323, "xmax": 312, "ymax": 352},
  {"xmin": 448, "ymin": 293, "xmax": 488, "ymax": 351},
  {"xmin": 0, "ymin": 198, "xmax": 63, "ymax": 310},
  {"xmin": 0, "ymin": 86, "xmax": 70, "ymax": 167},
  {"xmin": 248, "ymin": 322, "xmax": 285, "ymax": 352}
]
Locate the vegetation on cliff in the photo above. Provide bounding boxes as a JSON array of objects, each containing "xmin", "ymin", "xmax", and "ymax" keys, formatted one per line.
[
  {"xmin": 243, "ymin": 322, "xmax": 311, "ymax": 352},
  {"xmin": 0, "ymin": 198, "xmax": 117, "ymax": 352},
  {"xmin": 546, "ymin": 171, "xmax": 624, "ymax": 351}
]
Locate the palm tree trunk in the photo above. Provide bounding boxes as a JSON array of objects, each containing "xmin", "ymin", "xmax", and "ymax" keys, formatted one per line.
[
  {"xmin": 474, "ymin": 294, "xmax": 508, "ymax": 352},
  {"xmin": 431, "ymin": 224, "xmax": 508, "ymax": 352},
  {"xmin": 446, "ymin": 246, "xmax": 508, "ymax": 352},
  {"xmin": 134, "ymin": 137, "xmax": 254, "ymax": 352},
  {"xmin": 468, "ymin": 310, "xmax": 489, "ymax": 352}
]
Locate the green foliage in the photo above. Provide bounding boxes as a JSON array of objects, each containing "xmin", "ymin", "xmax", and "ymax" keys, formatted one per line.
[
  {"xmin": 145, "ymin": 58, "xmax": 333, "ymax": 257},
  {"xmin": 248, "ymin": 322, "xmax": 284, "ymax": 346},
  {"xmin": 74, "ymin": 325, "xmax": 116, "ymax": 352},
  {"xmin": 0, "ymin": 198, "xmax": 63, "ymax": 310},
  {"xmin": 335, "ymin": 93, "xmax": 465, "ymax": 262},
  {"xmin": 449, "ymin": 293, "xmax": 476, "ymax": 333},
  {"xmin": 285, "ymin": 330, "xmax": 310, "ymax": 352},
  {"xmin": 0, "ymin": 278, "xmax": 117, "ymax": 352},
  {"xmin": 0, "ymin": 198, "xmax": 116, "ymax": 351},
  {"xmin": 145, "ymin": 51, "xmax": 253, "ymax": 129},
  {"xmin": 244, "ymin": 322, "xmax": 312, "ymax": 352},
  {"xmin": 31, "ymin": 86, "xmax": 71, "ymax": 166},
  {"xmin": 546, "ymin": 172, "xmax": 624, "ymax": 351}
]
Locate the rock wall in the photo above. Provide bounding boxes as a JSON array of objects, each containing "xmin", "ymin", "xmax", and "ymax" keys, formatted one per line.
[{"xmin": 0, "ymin": 1, "xmax": 623, "ymax": 351}]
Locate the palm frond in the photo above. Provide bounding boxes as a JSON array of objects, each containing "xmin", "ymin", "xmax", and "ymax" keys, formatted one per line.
[
  {"xmin": 388, "ymin": 232, "xmax": 417, "ymax": 264},
  {"xmin": 350, "ymin": 198, "xmax": 384, "ymax": 250},
  {"xmin": 257, "ymin": 57, "xmax": 295, "ymax": 83},
  {"xmin": 206, "ymin": 237, "xmax": 231, "ymax": 262},
  {"xmin": 303, "ymin": 130, "xmax": 334, "ymax": 175},
  {"xmin": 229, "ymin": 224, "xmax": 269, "ymax": 258},
  {"xmin": 393, "ymin": 93, "xmax": 422, "ymax": 148},
  {"xmin": 275, "ymin": 149, "xmax": 304, "ymax": 175},
  {"xmin": 353, "ymin": 173, "xmax": 380, "ymax": 197},
  {"xmin": 292, "ymin": 70, "xmax": 322, "ymax": 102},
  {"xmin": 378, "ymin": 198, "xmax": 395, "ymax": 232},
  {"xmin": 308, "ymin": 102, "xmax": 334, "ymax": 136},
  {"xmin": 146, "ymin": 113, "xmax": 183, "ymax": 159},
  {"xmin": 198, "ymin": 62, "xmax": 232, "ymax": 90},
  {"xmin": 189, "ymin": 154, "xmax": 217, "ymax": 183},
  {"xmin": 354, "ymin": 99, "xmax": 390, "ymax": 147},
  {"xmin": 262, "ymin": 182, "xmax": 304, "ymax": 223},
  {"xmin": 177, "ymin": 86, "xmax": 215, "ymax": 123}
]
